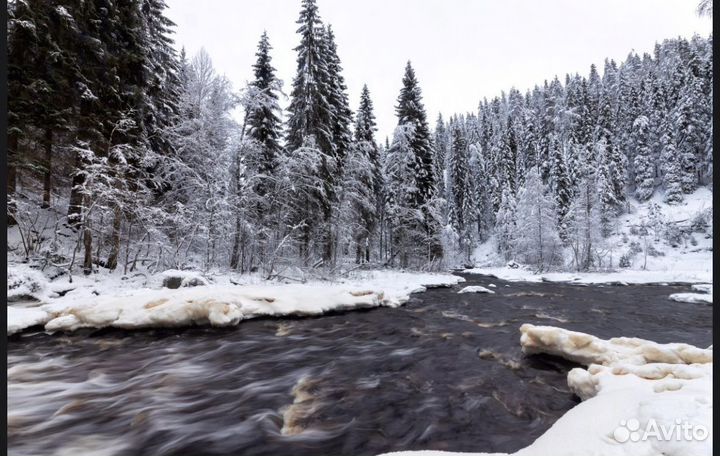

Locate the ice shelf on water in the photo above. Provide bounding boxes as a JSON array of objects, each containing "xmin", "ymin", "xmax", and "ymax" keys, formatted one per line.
[{"xmin": 6, "ymin": 268, "xmax": 464, "ymax": 335}]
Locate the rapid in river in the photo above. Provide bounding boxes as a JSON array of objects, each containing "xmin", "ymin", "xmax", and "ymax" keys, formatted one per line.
[{"xmin": 7, "ymin": 274, "xmax": 712, "ymax": 456}]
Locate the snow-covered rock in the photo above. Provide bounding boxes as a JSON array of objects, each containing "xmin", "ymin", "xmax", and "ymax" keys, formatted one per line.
[
  {"xmin": 666, "ymin": 282, "xmax": 713, "ymax": 304},
  {"xmin": 378, "ymin": 325, "xmax": 713, "ymax": 456},
  {"xmin": 668, "ymin": 293, "xmax": 713, "ymax": 304},
  {"xmin": 7, "ymin": 271, "xmax": 464, "ymax": 334},
  {"xmin": 7, "ymin": 265, "xmax": 49, "ymax": 302},
  {"xmin": 458, "ymin": 285, "xmax": 495, "ymax": 294},
  {"xmin": 160, "ymin": 269, "xmax": 209, "ymax": 289}
]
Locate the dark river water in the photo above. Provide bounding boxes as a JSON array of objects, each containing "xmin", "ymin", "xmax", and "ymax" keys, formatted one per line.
[{"xmin": 7, "ymin": 274, "xmax": 713, "ymax": 456}]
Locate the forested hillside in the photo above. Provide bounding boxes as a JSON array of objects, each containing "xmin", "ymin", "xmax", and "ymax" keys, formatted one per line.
[{"xmin": 7, "ymin": 0, "xmax": 713, "ymax": 277}]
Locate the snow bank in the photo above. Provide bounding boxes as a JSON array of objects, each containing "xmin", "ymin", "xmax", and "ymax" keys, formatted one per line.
[
  {"xmin": 7, "ymin": 307, "xmax": 49, "ymax": 335},
  {"xmin": 458, "ymin": 285, "xmax": 495, "ymax": 294},
  {"xmin": 668, "ymin": 293, "xmax": 713, "ymax": 304},
  {"xmin": 7, "ymin": 271, "xmax": 464, "ymax": 334},
  {"xmin": 337, "ymin": 270, "xmax": 465, "ymax": 306},
  {"xmin": 41, "ymin": 285, "xmax": 386, "ymax": 332},
  {"xmin": 378, "ymin": 325, "xmax": 712, "ymax": 456}
]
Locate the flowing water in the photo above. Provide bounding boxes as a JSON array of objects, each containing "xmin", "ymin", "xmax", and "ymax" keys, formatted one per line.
[{"xmin": 7, "ymin": 274, "xmax": 712, "ymax": 456}]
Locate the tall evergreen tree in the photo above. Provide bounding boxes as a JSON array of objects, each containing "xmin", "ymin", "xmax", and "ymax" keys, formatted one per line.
[
  {"xmin": 632, "ymin": 115, "xmax": 655, "ymax": 201},
  {"xmin": 495, "ymin": 188, "xmax": 516, "ymax": 261},
  {"xmin": 345, "ymin": 84, "xmax": 382, "ymax": 263},
  {"xmin": 247, "ymin": 31, "xmax": 282, "ymax": 198},
  {"xmin": 286, "ymin": 0, "xmax": 333, "ymax": 154},
  {"xmin": 595, "ymin": 138, "xmax": 618, "ymax": 237},
  {"xmin": 447, "ymin": 122, "xmax": 473, "ymax": 246},
  {"xmin": 548, "ymin": 134, "xmax": 572, "ymax": 240},
  {"xmin": 396, "ymin": 61, "xmax": 435, "ymax": 208},
  {"xmin": 322, "ymin": 25, "xmax": 353, "ymax": 166},
  {"xmin": 285, "ymin": 0, "xmax": 337, "ymax": 263},
  {"xmin": 394, "ymin": 61, "xmax": 442, "ymax": 262},
  {"xmin": 434, "ymin": 114, "xmax": 450, "ymax": 197}
]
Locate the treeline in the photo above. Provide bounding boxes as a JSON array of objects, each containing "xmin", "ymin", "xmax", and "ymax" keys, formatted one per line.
[{"xmin": 6, "ymin": 0, "xmax": 712, "ymax": 276}]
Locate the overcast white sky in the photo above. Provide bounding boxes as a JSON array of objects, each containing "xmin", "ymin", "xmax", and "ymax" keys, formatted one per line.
[{"xmin": 165, "ymin": 0, "xmax": 711, "ymax": 142}]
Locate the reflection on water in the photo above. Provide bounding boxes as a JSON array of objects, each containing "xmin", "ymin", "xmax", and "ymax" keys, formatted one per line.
[{"xmin": 7, "ymin": 275, "xmax": 711, "ymax": 456}]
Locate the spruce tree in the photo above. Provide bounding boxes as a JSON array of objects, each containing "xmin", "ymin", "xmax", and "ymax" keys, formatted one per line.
[
  {"xmin": 595, "ymin": 140, "xmax": 618, "ymax": 237},
  {"xmin": 597, "ymin": 87, "xmax": 626, "ymax": 206},
  {"xmin": 286, "ymin": 0, "xmax": 333, "ymax": 154},
  {"xmin": 345, "ymin": 84, "xmax": 382, "ymax": 263},
  {"xmin": 395, "ymin": 61, "xmax": 435, "ymax": 207},
  {"xmin": 322, "ymin": 25, "xmax": 353, "ymax": 166},
  {"xmin": 661, "ymin": 123, "xmax": 684, "ymax": 204},
  {"xmin": 448, "ymin": 122, "xmax": 471, "ymax": 236},
  {"xmin": 285, "ymin": 0, "xmax": 336, "ymax": 262},
  {"xmin": 495, "ymin": 188, "xmax": 516, "ymax": 261},
  {"xmin": 632, "ymin": 115, "xmax": 655, "ymax": 201},
  {"xmin": 394, "ymin": 61, "xmax": 442, "ymax": 262},
  {"xmin": 468, "ymin": 142, "xmax": 493, "ymax": 242},
  {"xmin": 247, "ymin": 31, "xmax": 282, "ymax": 198},
  {"xmin": 548, "ymin": 134, "xmax": 572, "ymax": 240},
  {"xmin": 140, "ymin": 0, "xmax": 182, "ymax": 156},
  {"xmin": 434, "ymin": 114, "xmax": 450, "ymax": 197}
]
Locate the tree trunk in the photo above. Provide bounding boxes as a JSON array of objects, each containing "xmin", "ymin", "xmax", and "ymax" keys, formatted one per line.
[
  {"xmin": 323, "ymin": 214, "xmax": 334, "ymax": 266},
  {"xmin": 67, "ymin": 149, "xmax": 85, "ymax": 229},
  {"xmin": 7, "ymin": 131, "xmax": 18, "ymax": 225},
  {"xmin": 41, "ymin": 128, "xmax": 53, "ymax": 209},
  {"xmin": 230, "ymin": 215, "xmax": 241, "ymax": 270},
  {"xmin": 83, "ymin": 210, "xmax": 93, "ymax": 275},
  {"xmin": 106, "ymin": 205, "xmax": 122, "ymax": 270}
]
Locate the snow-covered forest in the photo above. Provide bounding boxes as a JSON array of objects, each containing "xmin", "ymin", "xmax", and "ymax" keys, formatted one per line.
[
  {"xmin": 5, "ymin": 2, "xmax": 714, "ymax": 456},
  {"xmin": 7, "ymin": 0, "xmax": 713, "ymax": 278}
]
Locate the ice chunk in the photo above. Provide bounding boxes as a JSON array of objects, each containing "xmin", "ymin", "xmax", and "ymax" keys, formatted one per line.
[{"xmin": 458, "ymin": 285, "xmax": 495, "ymax": 294}]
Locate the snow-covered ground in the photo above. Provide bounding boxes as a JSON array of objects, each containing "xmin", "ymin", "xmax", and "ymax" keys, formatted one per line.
[
  {"xmin": 467, "ymin": 188, "xmax": 712, "ymax": 285},
  {"xmin": 6, "ymin": 268, "xmax": 464, "ymax": 335},
  {"xmin": 378, "ymin": 324, "xmax": 713, "ymax": 456}
]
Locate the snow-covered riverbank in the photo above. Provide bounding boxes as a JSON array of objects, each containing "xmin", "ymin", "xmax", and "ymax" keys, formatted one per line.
[
  {"xmin": 6, "ymin": 269, "xmax": 464, "ymax": 335},
  {"xmin": 379, "ymin": 325, "xmax": 713, "ymax": 456},
  {"xmin": 463, "ymin": 267, "xmax": 712, "ymax": 286}
]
